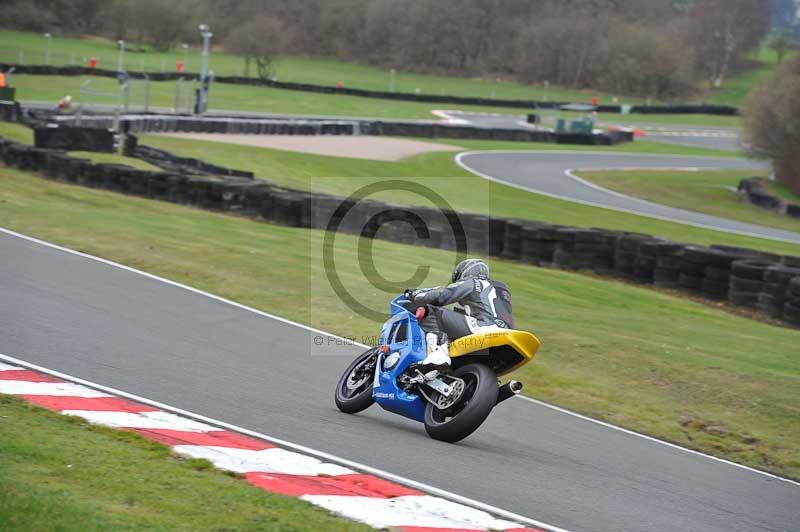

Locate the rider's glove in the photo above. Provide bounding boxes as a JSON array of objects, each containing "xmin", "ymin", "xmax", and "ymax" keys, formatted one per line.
[{"xmin": 404, "ymin": 288, "xmax": 417, "ymax": 300}]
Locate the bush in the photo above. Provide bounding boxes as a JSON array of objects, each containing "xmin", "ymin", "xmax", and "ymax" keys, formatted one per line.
[{"xmin": 743, "ymin": 55, "xmax": 800, "ymax": 195}]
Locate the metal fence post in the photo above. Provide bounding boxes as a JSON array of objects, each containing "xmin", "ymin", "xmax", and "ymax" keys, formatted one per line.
[
  {"xmin": 77, "ymin": 79, "xmax": 91, "ymax": 127},
  {"xmin": 174, "ymin": 78, "xmax": 181, "ymax": 114},
  {"xmin": 113, "ymin": 83, "xmax": 123, "ymax": 133},
  {"xmin": 143, "ymin": 74, "xmax": 150, "ymax": 113},
  {"xmin": 122, "ymin": 82, "xmax": 130, "ymax": 113}
]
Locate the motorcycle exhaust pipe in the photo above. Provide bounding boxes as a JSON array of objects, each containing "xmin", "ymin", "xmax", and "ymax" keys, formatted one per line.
[{"xmin": 496, "ymin": 380, "xmax": 523, "ymax": 405}]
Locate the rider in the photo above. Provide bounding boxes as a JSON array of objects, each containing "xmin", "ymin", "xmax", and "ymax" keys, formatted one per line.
[{"xmin": 406, "ymin": 259, "xmax": 514, "ymax": 369}]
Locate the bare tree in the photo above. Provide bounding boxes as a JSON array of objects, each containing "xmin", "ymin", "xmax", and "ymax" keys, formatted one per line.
[
  {"xmin": 743, "ymin": 55, "xmax": 800, "ymax": 194},
  {"xmin": 689, "ymin": 0, "xmax": 770, "ymax": 88},
  {"xmin": 0, "ymin": 0, "xmax": 772, "ymax": 100},
  {"xmin": 225, "ymin": 16, "xmax": 283, "ymax": 78},
  {"xmin": 768, "ymin": 31, "xmax": 795, "ymax": 63}
]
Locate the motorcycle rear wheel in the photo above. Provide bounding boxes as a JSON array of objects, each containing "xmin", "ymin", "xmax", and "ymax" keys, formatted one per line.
[
  {"xmin": 423, "ymin": 363, "xmax": 498, "ymax": 442},
  {"xmin": 334, "ymin": 348, "xmax": 377, "ymax": 414}
]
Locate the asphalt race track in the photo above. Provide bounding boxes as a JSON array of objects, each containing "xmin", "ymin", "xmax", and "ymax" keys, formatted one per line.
[
  {"xmin": 446, "ymin": 111, "xmax": 744, "ymax": 152},
  {"xmin": 456, "ymin": 151, "xmax": 800, "ymax": 244},
  {"xmin": 2, "ymin": 230, "xmax": 799, "ymax": 532}
]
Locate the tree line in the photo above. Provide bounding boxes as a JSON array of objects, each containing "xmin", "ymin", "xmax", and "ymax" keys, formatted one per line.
[{"xmin": 3, "ymin": 0, "xmax": 775, "ymax": 99}]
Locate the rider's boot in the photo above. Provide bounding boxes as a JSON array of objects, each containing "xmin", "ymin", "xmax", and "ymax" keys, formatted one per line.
[{"xmin": 420, "ymin": 332, "xmax": 450, "ymax": 369}]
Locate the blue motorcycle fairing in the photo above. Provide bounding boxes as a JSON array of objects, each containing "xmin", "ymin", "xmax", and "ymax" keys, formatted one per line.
[{"xmin": 372, "ymin": 295, "xmax": 428, "ymax": 422}]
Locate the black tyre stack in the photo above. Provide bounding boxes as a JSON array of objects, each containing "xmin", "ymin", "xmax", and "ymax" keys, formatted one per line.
[
  {"xmin": 633, "ymin": 239, "xmax": 670, "ymax": 284},
  {"xmin": 518, "ymin": 222, "xmax": 553, "ymax": 266},
  {"xmin": 678, "ymin": 246, "xmax": 710, "ymax": 295},
  {"xmin": 759, "ymin": 265, "xmax": 800, "ymax": 318},
  {"xmin": 652, "ymin": 242, "xmax": 686, "ymax": 289},
  {"xmin": 489, "ymin": 218, "xmax": 507, "ymax": 257},
  {"xmin": 614, "ymin": 234, "xmax": 651, "ymax": 280},
  {"xmin": 552, "ymin": 228, "xmax": 616, "ymax": 273},
  {"xmin": 702, "ymin": 248, "xmax": 750, "ymax": 300},
  {"xmin": 464, "ymin": 215, "xmax": 490, "ymax": 255},
  {"xmin": 783, "ymin": 277, "xmax": 800, "ymax": 327},
  {"xmin": 501, "ymin": 221, "xmax": 523, "ymax": 261},
  {"xmin": 529, "ymin": 225, "xmax": 563, "ymax": 267},
  {"xmin": 677, "ymin": 247, "xmax": 747, "ymax": 299},
  {"xmin": 729, "ymin": 260, "xmax": 776, "ymax": 308}
]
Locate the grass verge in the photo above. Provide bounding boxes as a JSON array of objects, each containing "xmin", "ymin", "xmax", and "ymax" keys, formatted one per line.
[
  {"xmin": 0, "ymin": 394, "xmax": 371, "ymax": 531},
  {"xmin": 1, "ymin": 165, "xmax": 798, "ymax": 479},
  {"xmin": 577, "ymin": 169, "xmax": 800, "ymax": 234},
  {"xmin": 140, "ymin": 134, "xmax": 800, "ymax": 256}
]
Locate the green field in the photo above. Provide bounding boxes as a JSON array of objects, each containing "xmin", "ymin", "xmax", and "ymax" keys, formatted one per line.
[
  {"xmin": 138, "ymin": 134, "xmax": 800, "ymax": 256},
  {"xmin": 1, "ymin": 165, "xmax": 798, "ymax": 479},
  {"xmin": 9, "ymin": 73, "xmax": 548, "ymax": 120},
  {"xmin": 0, "ymin": 394, "xmax": 370, "ymax": 531},
  {"xmin": 578, "ymin": 169, "xmax": 800, "ymax": 233},
  {"xmin": 2, "ymin": 29, "xmax": 783, "ymax": 109},
  {"xmin": 7, "ymin": 73, "xmax": 740, "ymax": 126},
  {"xmin": 0, "ymin": 29, "xmax": 639, "ymax": 104}
]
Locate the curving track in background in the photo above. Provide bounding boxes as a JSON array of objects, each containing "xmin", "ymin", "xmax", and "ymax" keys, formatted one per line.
[
  {"xmin": 456, "ymin": 151, "xmax": 800, "ymax": 244},
  {"xmin": 441, "ymin": 111, "xmax": 744, "ymax": 153},
  {"xmin": 2, "ymin": 228, "xmax": 798, "ymax": 532}
]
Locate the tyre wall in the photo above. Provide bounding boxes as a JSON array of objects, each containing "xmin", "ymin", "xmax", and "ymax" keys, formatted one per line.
[{"xmin": 49, "ymin": 113, "xmax": 629, "ymax": 145}]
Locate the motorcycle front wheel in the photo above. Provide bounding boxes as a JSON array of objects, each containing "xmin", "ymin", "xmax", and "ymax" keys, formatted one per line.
[
  {"xmin": 423, "ymin": 363, "xmax": 498, "ymax": 442},
  {"xmin": 334, "ymin": 348, "xmax": 377, "ymax": 414}
]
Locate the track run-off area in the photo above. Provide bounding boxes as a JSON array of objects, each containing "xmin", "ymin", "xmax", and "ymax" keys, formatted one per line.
[{"xmin": 1, "ymin": 227, "xmax": 798, "ymax": 532}]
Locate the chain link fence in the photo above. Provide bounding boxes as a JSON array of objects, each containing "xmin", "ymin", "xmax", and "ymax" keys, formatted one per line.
[{"xmin": 0, "ymin": 46, "xmax": 195, "ymax": 74}]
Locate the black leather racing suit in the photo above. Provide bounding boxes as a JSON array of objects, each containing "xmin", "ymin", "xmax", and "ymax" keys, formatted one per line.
[{"xmin": 410, "ymin": 278, "xmax": 514, "ymax": 341}]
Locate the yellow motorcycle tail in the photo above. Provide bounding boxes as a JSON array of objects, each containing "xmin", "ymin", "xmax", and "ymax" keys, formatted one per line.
[{"xmin": 448, "ymin": 329, "xmax": 540, "ymax": 377}]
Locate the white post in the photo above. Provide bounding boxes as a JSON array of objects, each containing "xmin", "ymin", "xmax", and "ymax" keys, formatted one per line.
[
  {"xmin": 117, "ymin": 40, "xmax": 125, "ymax": 72},
  {"xmin": 44, "ymin": 33, "xmax": 52, "ymax": 65},
  {"xmin": 197, "ymin": 24, "xmax": 212, "ymax": 113}
]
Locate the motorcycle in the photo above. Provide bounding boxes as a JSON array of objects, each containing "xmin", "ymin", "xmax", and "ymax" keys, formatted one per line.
[{"xmin": 334, "ymin": 293, "xmax": 540, "ymax": 442}]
